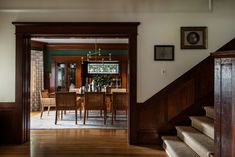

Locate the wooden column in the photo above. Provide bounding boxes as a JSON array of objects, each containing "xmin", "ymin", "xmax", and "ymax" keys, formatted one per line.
[{"xmin": 213, "ymin": 51, "xmax": 235, "ymax": 157}]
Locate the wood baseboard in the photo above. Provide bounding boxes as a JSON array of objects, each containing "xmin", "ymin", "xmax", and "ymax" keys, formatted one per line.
[{"xmin": 137, "ymin": 129, "xmax": 160, "ymax": 144}]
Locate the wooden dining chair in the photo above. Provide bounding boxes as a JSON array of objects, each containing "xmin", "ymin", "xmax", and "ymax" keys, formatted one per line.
[
  {"xmin": 40, "ymin": 89, "xmax": 56, "ymax": 119},
  {"xmin": 55, "ymin": 92, "xmax": 82, "ymax": 125},
  {"xmin": 111, "ymin": 92, "xmax": 128, "ymax": 124},
  {"xmin": 83, "ymin": 92, "xmax": 106, "ymax": 125}
]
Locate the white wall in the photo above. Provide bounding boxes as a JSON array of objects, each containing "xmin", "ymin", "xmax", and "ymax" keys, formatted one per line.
[
  {"xmin": 0, "ymin": 13, "xmax": 15, "ymax": 102},
  {"xmin": 0, "ymin": 0, "xmax": 235, "ymax": 102}
]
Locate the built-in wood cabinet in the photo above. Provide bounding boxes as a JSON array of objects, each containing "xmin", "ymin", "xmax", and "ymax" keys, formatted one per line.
[
  {"xmin": 49, "ymin": 55, "xmax": 128, "ymax": 92},
  {"xmin": 55, "ymin": 62, "xmax": 80, "ymax": 91},
  {"xmin": 213, "ymin": 51, "xmax": 235, "ymax": 157}
]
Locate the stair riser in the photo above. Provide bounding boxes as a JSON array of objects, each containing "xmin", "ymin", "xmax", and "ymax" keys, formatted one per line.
[
  {"xmin": 204, "ymin": 107, "xmax": 214, "ymax": 119},
  {"xmin": 206, "ymin": 112, "xmax": 214, "ymax": 119}
]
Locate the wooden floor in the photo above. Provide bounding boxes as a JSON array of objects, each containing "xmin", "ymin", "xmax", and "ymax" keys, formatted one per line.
[
  {"xmin": 30, "ymin": 111, "xmax": 40, "ymax": 117},
  {"xmin": 0, "ymin": 129, "xmax": 166, "ymax": 157}
]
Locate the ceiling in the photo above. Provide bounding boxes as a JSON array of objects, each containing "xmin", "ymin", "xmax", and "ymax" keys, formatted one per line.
[{"xmin": 31, "ymin": 38, "xmax": 128, "ymax": 44}]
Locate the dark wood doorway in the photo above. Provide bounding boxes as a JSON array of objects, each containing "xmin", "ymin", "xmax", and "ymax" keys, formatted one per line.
[{"xmin": 12, "ymin": 22, "xmax": 140, "ymax": 144}]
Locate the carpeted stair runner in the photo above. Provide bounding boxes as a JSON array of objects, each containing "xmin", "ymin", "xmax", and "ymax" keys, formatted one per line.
[
  {"xmin": 162, "ymin": 136, "xmax": 199, "ymax": 157},
  {"xmin": 190, "ymin": 116, "xmax": 214, "ymax": 139},
  {"xmin": 162, "ymin": 106, "xmax": 214, "ymax": 157}
]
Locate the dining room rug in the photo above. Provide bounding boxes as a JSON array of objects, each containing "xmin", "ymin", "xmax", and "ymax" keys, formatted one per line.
[{"xmin": 31, "ymin": 110, "xmax": 127, "ymax": 129}]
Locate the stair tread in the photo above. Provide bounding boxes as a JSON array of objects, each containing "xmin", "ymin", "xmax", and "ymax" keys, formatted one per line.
[
  {"xmin": 176, "ymin": 126, "xmax": 214, "ymax": 157},
  {"xmin": 204, "ymin": 106, "xmax": 214, "ymax": 110},
  {"xmin": 190, "ymin": 116, "xmax": 214, "ymax": 139},
  {"xmin": 204, "ymin": 106, "xmax": 214, "ymax": 119},
  {"xmin": 162, "ymin": 136, "xmax": 199, "ymax": 157}
]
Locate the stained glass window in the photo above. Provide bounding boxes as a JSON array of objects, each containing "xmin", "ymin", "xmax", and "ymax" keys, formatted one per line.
[{"xmin": 88, "ymin": 63, "xmax": 119, "ymax": 74}]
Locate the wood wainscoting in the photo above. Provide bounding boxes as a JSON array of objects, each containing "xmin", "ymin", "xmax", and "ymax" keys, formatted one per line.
[
  {"xmin": 136, "ymin": 56, "xmax": 214, "ymax": 144},
  {"xmin": 0, "ymin": 102, "xmax": 18, "ymax": 144}
]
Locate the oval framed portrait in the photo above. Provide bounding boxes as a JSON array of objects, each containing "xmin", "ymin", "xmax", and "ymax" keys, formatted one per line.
[
  {"xmin": 181, "ymin": 27, "xmax": 207, "ymax": 49},
  {"xmin": 187, "ymin": 32, "xmax": 200, "ymax": 45}
]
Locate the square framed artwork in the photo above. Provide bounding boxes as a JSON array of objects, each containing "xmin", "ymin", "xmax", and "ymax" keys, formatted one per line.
[
  {"xmin": 154, "ymin": 45, "xmax": 174, "ymax": 61},
  {"xmin": 181, "ymin": 27, "xmax": 208, "ymax": 49}
]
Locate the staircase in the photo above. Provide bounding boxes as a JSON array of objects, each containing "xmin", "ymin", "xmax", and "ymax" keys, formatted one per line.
[{"xmin": 162, "ymin": 106, "xmax": 215, "ymax": 157}]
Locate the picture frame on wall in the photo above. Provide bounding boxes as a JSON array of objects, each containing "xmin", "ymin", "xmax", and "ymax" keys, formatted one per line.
[
  {"xmin": 154, "ymin": 45, "xmax": 174, "ymax": 61},
  {"xmin": 181, "ymin": 27, "xmax": 208, "ymax": 49}
]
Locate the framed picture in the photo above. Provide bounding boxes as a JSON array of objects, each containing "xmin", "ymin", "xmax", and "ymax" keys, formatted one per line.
[
  {"xmin": 154, "ymin": 45, "xmax": 174, "ymax": 61},
  {"xmin": 181, "ymin": 27, "xmax": 207, "ymax": 49}
]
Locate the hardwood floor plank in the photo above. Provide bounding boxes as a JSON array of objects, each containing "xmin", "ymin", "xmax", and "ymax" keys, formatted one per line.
[
  {"xmin": 0, "ymin": 129, "xmax": 166, "ymax": 157},
  {"xmin": 30, "ymin": 111, "xmax": 40, "ymax": 117}
]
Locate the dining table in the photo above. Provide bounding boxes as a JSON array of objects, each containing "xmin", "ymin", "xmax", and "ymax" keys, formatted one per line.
[{"xmin": 76, "ymin": 91, "xmax": 113, "ymax": 112}]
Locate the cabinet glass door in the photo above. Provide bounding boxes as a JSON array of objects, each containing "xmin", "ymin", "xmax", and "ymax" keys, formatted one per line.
[
  {"xmin": 68, "ymin": 63, "xmax": 76, "ymax": 90},
  {"xmin": 56, "ymin": 63, "xmax": 66, "ymax": 91}
]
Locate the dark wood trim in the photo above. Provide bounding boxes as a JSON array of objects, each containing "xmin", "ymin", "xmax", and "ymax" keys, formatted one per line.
[
  {"xmin": 136, "ymin": 56, "xmax": 214, "ymax": 144},
  {"xmin": 128, "ymin": 31, "xmax": 138, "ymax": 144},
  {"xmin": 47, "ymin": 43, "xmax": 128, "ymax": 50},
  {"xmin": 12, "ymin": 22, "xmax": 140, "ymax": 144},
  {"xmin": 0, "ymin": 102, "xmax": 16, "ymax": 110},
  {"xmin": 50, "ymin": 55, "xmax": 128, "ymax": 62},
  {"xmin": 31, "ymin": 40, "xmax": 47, "ymax": 48},
  {"xmin": 12, "ymin": 22, "xmax": 139, "ymax": 36},
  {"xmin": 211, "ymin": 50, "xmax": 235, "ymax": 58},
  {"xmin": 15, "ymin": 34, "xmax": 31, "ymax": 144}
]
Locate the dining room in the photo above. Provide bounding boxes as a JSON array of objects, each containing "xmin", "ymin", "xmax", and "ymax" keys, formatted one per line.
[{"xmin": 30, "ymin": 37, "xmax": 129, "ymax": 130}]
